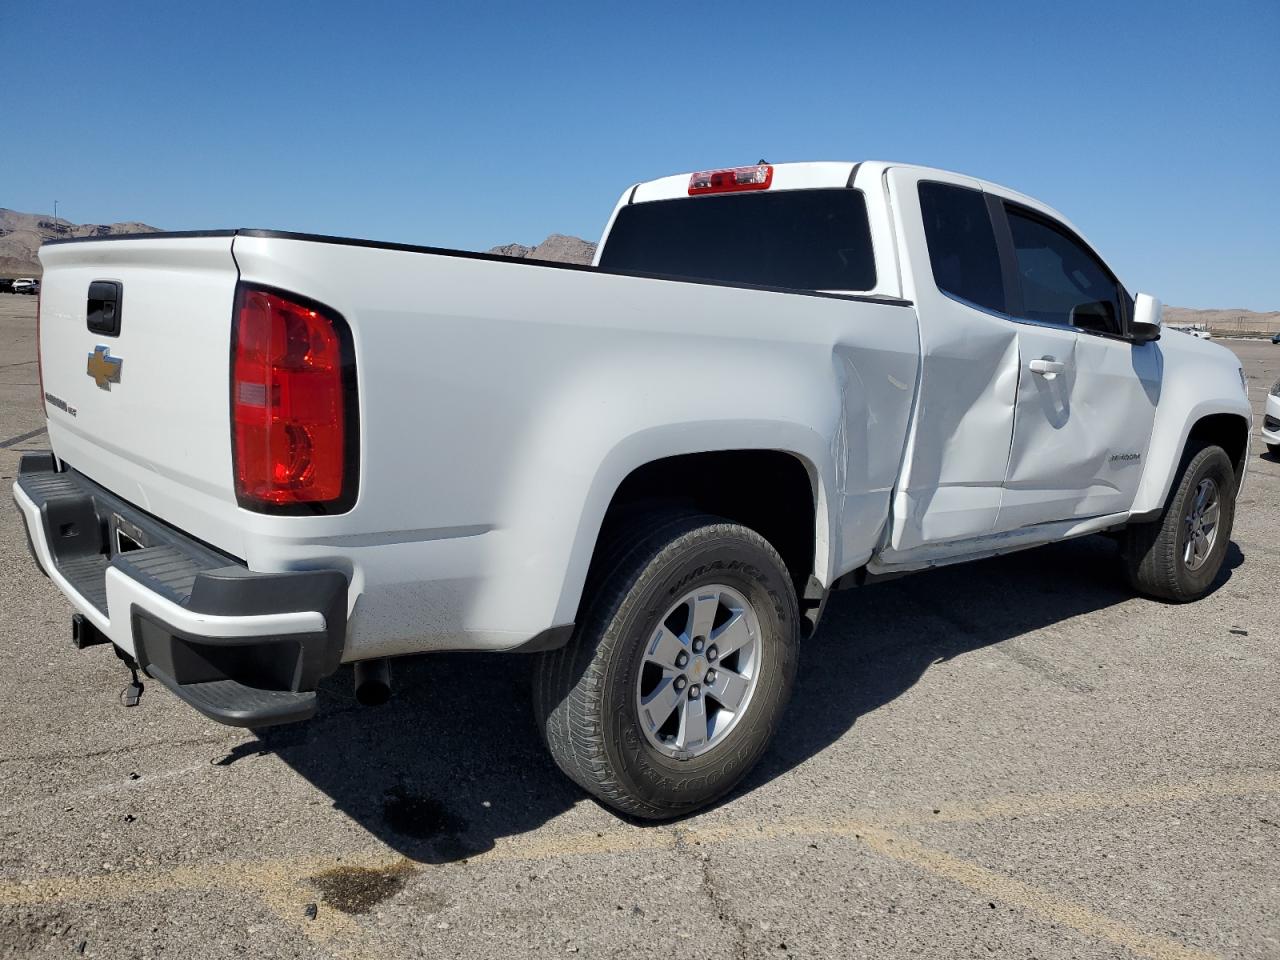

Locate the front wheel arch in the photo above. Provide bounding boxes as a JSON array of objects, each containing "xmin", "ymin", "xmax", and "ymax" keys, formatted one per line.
[
  {"xmin": 1131, "ymin": 407, "xmax": 1251, "ymax": 516},
  {"xmin": 1123, "ymin": 441, "xmax": 1237, "ymax": 602}
]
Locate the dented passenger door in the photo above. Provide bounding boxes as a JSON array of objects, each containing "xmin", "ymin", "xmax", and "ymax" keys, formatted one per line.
[{"xmin": 993, "ymin": 200, "xmax": 1160, "ymax": 530}]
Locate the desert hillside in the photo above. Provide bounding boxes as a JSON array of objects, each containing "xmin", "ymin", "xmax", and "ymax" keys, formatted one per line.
[
  {"xmin": 488, "ymin": 233, "xmax": 596, "ymax": 264},
  {"xmin": 5, "ymin": 208, "xmax": 1274, "ymax": 335},
  {"xmin": 0, "ymin": 205, "xmax": 598, "ymax": 277},
  {"xmin": 0, "ymin": 208, "xmax": 161, "ymax": 277}
]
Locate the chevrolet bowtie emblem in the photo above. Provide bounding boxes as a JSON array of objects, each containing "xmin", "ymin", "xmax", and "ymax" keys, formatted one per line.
[{"xmin": 86, "ymin": 345, "xmax": 123, "ymax": 390}]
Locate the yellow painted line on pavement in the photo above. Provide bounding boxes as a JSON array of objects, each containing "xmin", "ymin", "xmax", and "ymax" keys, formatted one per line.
[
  {"xmin": 2, "ymin": 771, "xmax": 1274, "ymax": 958},
  {"xmin": 874, "ymin": 769, "xmax": 1280, "ymax": 827},
  {"xmin": 244, "ymin": 858, "xmax": 367, "ymax": 951},
  {"xmin": 3, "ymin": 771, "xmax": 1274, "ymax": 902},
  {"xmin": 849, "ymin": 823, "xmax": 1219, "ymax": 960}
]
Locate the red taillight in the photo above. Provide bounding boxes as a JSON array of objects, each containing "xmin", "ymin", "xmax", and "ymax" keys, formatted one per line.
[
  {"xmin": 231, "ymin": 285, "xmax": 356, "ymax": 511},
  {"xmin": 688, "ymin": 164, "xmax": 773, "ymax": 196}
]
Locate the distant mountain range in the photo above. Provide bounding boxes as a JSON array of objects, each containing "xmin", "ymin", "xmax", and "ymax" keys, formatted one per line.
[
  {"xmin": 0, "ymin": 208, "xmax": 598, "ymax": 277},
  {"xmin": 487, "ymin": 233, "xmax": 596, "ymax": 264},
  {"xmin": 3, "ymin": 208, "xmax": 1273, "ymax": 333},
  {"xmin": 0, "ymin": 208, "xmax": 161, "ymax": 277}
]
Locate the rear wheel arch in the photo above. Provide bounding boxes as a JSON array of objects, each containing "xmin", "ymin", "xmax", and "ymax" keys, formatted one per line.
[{"xmin": 574, "ymin": 449, "xmax": 827, "ymax": 627}]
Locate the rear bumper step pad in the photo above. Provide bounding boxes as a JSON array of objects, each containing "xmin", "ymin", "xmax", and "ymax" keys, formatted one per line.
[{"xmin": 14, "ymin": 452, "xmax": 347, "ymax": 727}]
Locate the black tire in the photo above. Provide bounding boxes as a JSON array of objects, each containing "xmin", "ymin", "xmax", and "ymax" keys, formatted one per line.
[
  {"xmin": 1123, "ymin": 443, "xmax": 1237, "ymax": 602},
  {"xmin": 533, "ymin": 511, "xmax": 799, "ymax": 819},
  {"xmin": 1268, "ymin": 443, "xmax": 1280, "ymax": 458}
]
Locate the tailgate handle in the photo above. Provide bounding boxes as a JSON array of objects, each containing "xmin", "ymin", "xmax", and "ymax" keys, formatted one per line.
[{"xmin": 87, "ymin": 281, "xmax": 123, "ymax": 336}]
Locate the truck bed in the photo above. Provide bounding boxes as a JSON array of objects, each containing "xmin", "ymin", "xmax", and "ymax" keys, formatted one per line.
[{"xmin": 36, "ymin": 229, "xmax": 920, "ymax": 660}]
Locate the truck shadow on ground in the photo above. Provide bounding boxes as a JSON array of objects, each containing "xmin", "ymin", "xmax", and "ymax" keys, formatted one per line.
[{"xmin": 257, "ymin": 535, "xmax": 1243, "ymax": 863}]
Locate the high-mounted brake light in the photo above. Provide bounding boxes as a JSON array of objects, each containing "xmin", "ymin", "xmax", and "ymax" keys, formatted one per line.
[
  {"xmin": 231, "ymin": 285, "xmax": 357, "ymax": 512},
  {"xmin": 688, "ymin": 164, "xmax": 773, "ymax": 196}
]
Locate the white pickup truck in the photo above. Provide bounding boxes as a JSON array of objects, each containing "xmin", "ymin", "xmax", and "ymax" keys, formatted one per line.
[{"xmin": 14, "ymin": 161, "xmax": 1252, "ymax": 818}]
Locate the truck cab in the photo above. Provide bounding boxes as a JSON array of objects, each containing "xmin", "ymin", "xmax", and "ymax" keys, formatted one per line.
[{"xmin": 595, "ymin": 162, "xmax": 1248, "ymax": 572}]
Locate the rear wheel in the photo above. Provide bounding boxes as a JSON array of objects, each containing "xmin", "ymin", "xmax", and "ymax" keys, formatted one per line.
[
  {"xmin": 533, "ymin": 512, "xmax": 799, "ymax": 819},
  {"xmin": 1268, "ymin": 443, "xmax": 1280, "ymax": 458},
  {"xmin": 1123, "ymin": 443, "xmax": 1237, "ymax": 602}
]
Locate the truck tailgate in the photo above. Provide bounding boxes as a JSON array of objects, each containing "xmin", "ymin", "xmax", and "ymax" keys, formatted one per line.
[{"xmin": 37, "ymin": 234, "xmax": 245, "ymax": 557}]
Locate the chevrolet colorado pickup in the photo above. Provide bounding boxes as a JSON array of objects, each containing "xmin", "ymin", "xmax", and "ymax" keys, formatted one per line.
[{"xmin": 14, "ymin": 161, "xmax": 1252, "ymax": 818}]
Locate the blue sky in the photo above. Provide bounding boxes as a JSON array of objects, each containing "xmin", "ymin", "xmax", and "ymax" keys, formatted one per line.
[{"xmin": 2, "ymin": 0, "xmax": 1276, "ymax": 309}]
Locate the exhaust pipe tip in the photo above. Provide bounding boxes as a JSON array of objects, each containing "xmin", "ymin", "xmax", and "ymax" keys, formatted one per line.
[{"xmin": 354, "ymin": 658, "xmax": 392, "ymax": 707}]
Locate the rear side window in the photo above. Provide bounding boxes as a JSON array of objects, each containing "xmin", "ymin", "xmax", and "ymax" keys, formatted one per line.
[
  {"xmin": 598, "ymin": 189, "xmax": 876, "ymax": 292},
  {"xmin": 917, "ymin": 182, "xmax": 1005, "ymax": 314},
  {"xmin": 1004, "ymin": 205, "xmax": 1125, "ymax": 335}
]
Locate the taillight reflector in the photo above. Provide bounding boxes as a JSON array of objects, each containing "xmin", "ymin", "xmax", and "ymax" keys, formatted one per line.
[
  {"xmin": 688, "ymin": 164, "xmax": 773, "ymax": 196},
  {"xmin": 231, "ymin": 285, "xmax": 356, "ymax": 511}
]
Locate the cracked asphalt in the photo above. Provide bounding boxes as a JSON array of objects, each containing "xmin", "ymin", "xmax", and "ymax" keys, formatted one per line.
[{"xmin": 1, "ymin": 291, "xmax": 1278, "ymax": 959}]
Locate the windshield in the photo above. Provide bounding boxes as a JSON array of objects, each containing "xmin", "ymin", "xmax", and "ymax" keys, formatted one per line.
[{"xmin": 598, "ymin": 188, "xmax": 876, "ymax": 292}]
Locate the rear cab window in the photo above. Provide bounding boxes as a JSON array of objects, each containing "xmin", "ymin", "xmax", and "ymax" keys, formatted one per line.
[
  {"xmin": 598, "ymin": 189, "xmax": 877, "ymax": 292},
  {"xmin": 917, "ymin": 181, "xmax": 1006, "ymax": 314}
]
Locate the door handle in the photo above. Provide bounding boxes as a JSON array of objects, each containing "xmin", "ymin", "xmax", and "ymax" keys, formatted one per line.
[{"xmin": 1028, "ymin": 357, "xmax": 1065, "ymax": 379}]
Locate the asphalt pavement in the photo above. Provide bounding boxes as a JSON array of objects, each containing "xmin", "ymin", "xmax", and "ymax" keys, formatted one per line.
[{"xmin": 1, "ymin": 291, "xmax": 1277, "ymax": 959}]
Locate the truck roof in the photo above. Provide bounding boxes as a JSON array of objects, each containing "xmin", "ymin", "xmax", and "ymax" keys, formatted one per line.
[
  {"xmin": 619, "ymin": 160, "xmax": 1093, "ymax": 275},
  {"xmin": 632, "ymin": 159, "xmax": 1041, "ymax": 200},
  {"xmin": 633, "ymin": 160, "xmax": 1067, "ymax": 218}
]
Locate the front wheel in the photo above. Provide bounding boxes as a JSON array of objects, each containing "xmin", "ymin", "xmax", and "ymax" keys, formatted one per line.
[
  {"xmin": 533, "ymin": 512, "xmax": 799, "ymax": 819},
  {"xmin": 1123, "ymin": 443, "xmax": 1237, "ymax": 602}
]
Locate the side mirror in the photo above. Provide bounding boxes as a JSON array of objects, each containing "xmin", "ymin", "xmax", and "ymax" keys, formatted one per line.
[{"xmin": 1130, "ymin": 293, "xmax": 1162, "ymax": 343}]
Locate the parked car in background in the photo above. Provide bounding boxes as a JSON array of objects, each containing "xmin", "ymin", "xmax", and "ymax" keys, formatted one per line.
[
  {"xmin": 12, "ymin": 278, "xmax": 40, "ymax": 295},
  {"xmin": 1264, "ymin": 380, "xmax": 1280, "ymax": 456},
  {"xmin": 1271, "ymin": 331, "xmax": 1280, "ymax": 344},
  {"xmin": 14, "ymin": 160, "xmax": 1254, "ymax": 818}
]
